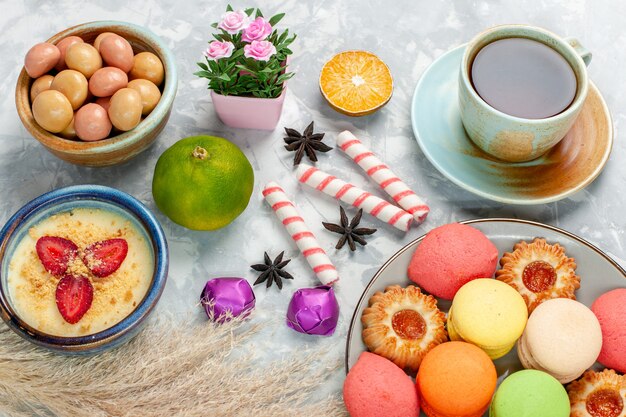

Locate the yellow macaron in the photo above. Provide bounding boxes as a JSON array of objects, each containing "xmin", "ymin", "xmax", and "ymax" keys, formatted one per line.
[{"xmin": 448, "ymin": 278, "xmax": 528, "ymax": 359}]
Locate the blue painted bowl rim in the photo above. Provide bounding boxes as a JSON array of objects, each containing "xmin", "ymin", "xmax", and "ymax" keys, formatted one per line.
[
  {"xmin": 35, "ymin": 20, "xmax": 178, "ymax": 155},
  {"xmin": 0, "ymin": 185, "xmax": 168, "ymax": 351}
]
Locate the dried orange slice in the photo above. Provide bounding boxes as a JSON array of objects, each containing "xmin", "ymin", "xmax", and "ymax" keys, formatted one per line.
[{"xmin": 319, "ymin": 51, "xmax": 393, "ymax": 116}]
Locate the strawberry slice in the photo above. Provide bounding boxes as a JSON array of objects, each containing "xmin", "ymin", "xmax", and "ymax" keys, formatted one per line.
[
  {"xmin": 36, "ymin": 236, "xmax": 78, "ymax": 276},
  {"xmin": 81, "ymin": 238, "xmax": 128, "ymax": 278},
  {"xmin": 55, "ymin": 275, "xmax": 94, "ymax": 324}
]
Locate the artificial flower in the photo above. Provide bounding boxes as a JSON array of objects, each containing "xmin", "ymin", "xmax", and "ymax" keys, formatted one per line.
[
  {"xmin": 203, "ymin": 41, "xmax": 235, "ymax": 61},
  {"xmin": 242, "ymin": 17, "xmax": 273, "ymax": 42},
  {"xmin": 218, "ymin": 10, "xmax": 249, "ymax": 34},
  {"xmin": 244, "ymin": 40, "xmax": 277, "ymax": 61}
]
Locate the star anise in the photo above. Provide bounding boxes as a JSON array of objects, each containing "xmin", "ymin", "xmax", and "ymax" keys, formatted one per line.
[
  {"xmin": 283, "ymin": 121, "xmax": 333, "ymax": 166},
  {"xmin": 323, "ymin": 207, "xmax": 377, "ymax": 251},
  {"xmin": 250, "ymin": 251, "xmax": 294, "ymax": 289}
]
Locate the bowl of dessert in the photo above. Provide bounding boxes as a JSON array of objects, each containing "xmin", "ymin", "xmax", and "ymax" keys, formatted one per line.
[
  {"xmin": 0, "ymin": 185, "xmax": 168, "ymax": 354},
  {"xmin": 15, "ymin": 21, "xmax": 178, "ymax": 167}
]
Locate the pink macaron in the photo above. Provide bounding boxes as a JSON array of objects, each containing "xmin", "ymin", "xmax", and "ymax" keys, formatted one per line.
[
  {"xmin": 408, "ymin": 223, "xmax": 499, "ymax": 299},
  {"xmin": 344, "ymin": 352, "xmax": 419, "ymax": 417},
  {"xmin": 591, "ymin": 288, "xmax": 626, "ymax": 373}
]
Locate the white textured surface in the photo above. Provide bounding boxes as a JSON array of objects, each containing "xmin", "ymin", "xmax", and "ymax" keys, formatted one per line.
[{"xmin": 1, "ymin": 0, "xmax": 625, "ymax": 405}]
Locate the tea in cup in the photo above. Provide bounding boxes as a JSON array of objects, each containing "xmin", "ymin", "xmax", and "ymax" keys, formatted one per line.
[{"xmin": 459, "ymin": 25, "xmax": 591, "ymax": 162}]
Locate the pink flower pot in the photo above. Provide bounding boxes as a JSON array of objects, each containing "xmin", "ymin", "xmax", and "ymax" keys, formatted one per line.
[{"xmin": 210, "ymin": 88, "xmax": 287, "ymax": 130}]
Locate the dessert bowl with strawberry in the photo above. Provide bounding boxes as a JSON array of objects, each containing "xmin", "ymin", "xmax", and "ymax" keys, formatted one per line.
[{"xmin": 0, "ymin": 185, "xmax": 167, "ymax": 354}]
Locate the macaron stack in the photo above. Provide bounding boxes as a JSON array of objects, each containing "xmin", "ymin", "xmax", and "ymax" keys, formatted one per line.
[
  {"xmin": 591, "ymin": 288, "xmax": 626, "ymax": 373},
  {"xmin": 490, "ymin": 370, "xmax": 570, "ymax": 417},
  {"xmin": 416, "ymin": 342, "xmax": 497, "ymax": 417},
  {"xmin": 517, "ymin": 298, "xmax": 602, "ymax": 383},
  {"xmin": 447, "ymin": 278, "xmax": 528, "ymax": 359},
  {"xmin": 344, "ymin": 222, "xmax": 626, "ymax": 417},
  {"xmin": 408, "ymin": 223, "xmax": 499, "ymax": 299},
  {"xmin": 344, "ymin": 352, "xmax": 419, "ymax": 417}
]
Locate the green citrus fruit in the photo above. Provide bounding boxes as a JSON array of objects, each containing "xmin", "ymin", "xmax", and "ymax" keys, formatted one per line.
[{"xmin": 152, "ymin": 135, "xmax": 254, "ymax": 231}]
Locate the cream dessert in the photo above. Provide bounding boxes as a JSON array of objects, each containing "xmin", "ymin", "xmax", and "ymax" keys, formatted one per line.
[{"xmin": 7, "ymin": 207, "xmax": 153, "ymax": 337}]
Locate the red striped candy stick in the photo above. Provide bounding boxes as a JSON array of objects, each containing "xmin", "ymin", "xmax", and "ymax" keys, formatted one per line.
[
  {"xmin": 295, "ymin": 163, "xmax": 413, "ymax": 232},
  {"xmin": 262, "ymin": 182, "xmax": 339, "ymax": 286},
  {"xmin": 337, "ymin": 130, "xmax": 429, "ymax": 223}
]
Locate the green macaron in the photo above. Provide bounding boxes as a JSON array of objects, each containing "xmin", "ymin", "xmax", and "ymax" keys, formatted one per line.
[{"xmin": 490, "ymin": 369, "xmax": 570, "ymax": 417}]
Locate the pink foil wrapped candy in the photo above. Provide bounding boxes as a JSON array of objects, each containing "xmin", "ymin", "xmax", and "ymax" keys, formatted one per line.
[
  {"xmin": 200, "ymin": 277, "xmax": 256, "ymax": 322},
  {"xmin": 286, "ymin": 286, "xmax": 340, "ymax": 336}
]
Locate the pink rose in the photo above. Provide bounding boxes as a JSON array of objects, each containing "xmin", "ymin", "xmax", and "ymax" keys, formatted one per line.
[
  {"xmin": 242, "ymin": 17, "xmax": 273, "ymax": 42},
  {"xmin": 203, "ymin": 41, "xmax": 235, "ymax": 60},
  {"xmin": 218, "ymin": 10, "xmax": 249, "ymax": 34},
  {"xmin": 243, "ymin": 40, "xmax": 277, "ymax": 61}
]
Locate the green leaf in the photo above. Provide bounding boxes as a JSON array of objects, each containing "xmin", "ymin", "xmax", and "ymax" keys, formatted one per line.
[
  {"xmin": 193, "ymin": 70, "xmax": 210, "ymax": 78},
  {"xmin": 211, "ymin": 22, "xmax": 218, "ymax": 28},
  {"xmin": 283, "ymin": 34, "xmax": 296, "ymax": 46},
  {"xmin": 218, "ymin": 73, "xmax": 231, "ymax": 82},
  {"xmin": 208, "ymin": 60, "xmax": 219, "ymax": 72},
  {"xmin": 265, "ymin": 29, "xmax": 277, "ymax": 44},
  {"xmin": 276, "ymin": 72, "xmax": 294, "ymax": 83},
  {"xmin": 197, "ymin": 62, "xmax": 208, "ymax": 71},
  {"xmin": 277, "ymin": 29, "xmax": 288, "ymax": 44},
  {"xmin": 226, "ymin": 4, "xmax": 233, "ymax": 11},
  {"xmin": 235, "ymin": 64, "xmax": 253, "ymax": 73},
  {"xmin": 269, "ymin": 13, "xmax": 285, "ymax": 26},
  {"xmin": 245, "ymin": 7, "xmax": 255, "ymax": 16},
  {"xmin": 231, "ymin": 48, "xmax": 245, "ymax": 59},
  {"xmin": 255, "ymin": 8, "xmax": 263, "ymax": 18},
  {"xmin": 244, "ymin": 58, "xmax": 259, "ymax": 72}
]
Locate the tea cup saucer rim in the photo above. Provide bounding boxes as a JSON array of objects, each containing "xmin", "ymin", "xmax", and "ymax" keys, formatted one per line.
[{"xmin": 410, "ymin": 44, "xmax": 613, "ymax": 205}]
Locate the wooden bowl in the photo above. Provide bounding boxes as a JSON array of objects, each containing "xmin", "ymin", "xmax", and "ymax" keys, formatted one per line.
[{"xmin": 15, "ymin": 21, "xmax": 178, "ymax": 167}]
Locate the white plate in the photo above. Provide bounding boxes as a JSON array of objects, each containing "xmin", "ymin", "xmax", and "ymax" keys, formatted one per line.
[{"xmin": 345, "ymin": 218, "xmax": 626, "ymax": 417}]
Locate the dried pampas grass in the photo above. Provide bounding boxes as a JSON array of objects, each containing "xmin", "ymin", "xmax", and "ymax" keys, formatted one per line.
[{"xmin": 0, "ymin": 318, "xmax": 347, "ymax": 417}]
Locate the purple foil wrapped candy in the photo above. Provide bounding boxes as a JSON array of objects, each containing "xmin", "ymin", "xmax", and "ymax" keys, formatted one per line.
[
  {"xmin": 286, "ymin": 285, "xmax": 340, "ymax": 336},
  {"xmin": 200, "ymin": 277, "xmax": 256, "ymax": 322}
]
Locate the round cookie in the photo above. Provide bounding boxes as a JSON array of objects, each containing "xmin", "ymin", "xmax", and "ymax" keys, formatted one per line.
[
  {"xmin": 591, "ymin": 288, "xmax": 626, "ymax": 373},
  {"xmin": 416, "ymin": 341, "xmax": 497, "ymax": 417},
  {"xmin": 408, "ymin": 223, "xmax": 498, "ymax": 299},
  {"xmin": 361, "ymin": 285, "xmax": 448, "ymax": 371},
  {"xmin": 496, "ymin": 238, "xmax": 580, "ymax": 313},
  {"xmin": 344, "ymin": 352, "xmax": 419, "ymax": 417},
  {"xmin": 567, "ymin": 369, "xmax": 625, "ymax": 417},
  {"xmin": 490, "ymin": 369, "xmax": 570, "ymax": 417}
]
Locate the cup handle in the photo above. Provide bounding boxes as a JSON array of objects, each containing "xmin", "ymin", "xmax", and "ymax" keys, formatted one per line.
[{"xmin": 565, "ymin": 37, "xmax": 592, "ymax": 66}]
